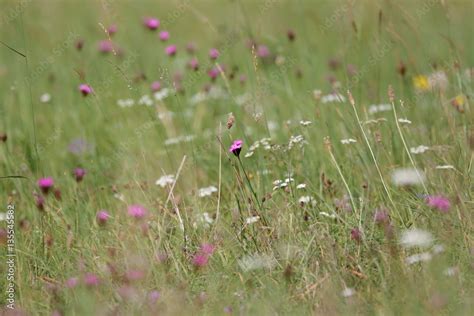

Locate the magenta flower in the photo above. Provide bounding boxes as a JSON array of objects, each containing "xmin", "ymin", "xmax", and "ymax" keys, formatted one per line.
[
  {"xmin": 426, "ymin": 195, "xmax": 451, "ymax": 213},
  {"xmin": 199, "ymin": 243, "xmax": 216, "ymax": 255},
  {"xmin": 208, "ymin": 67, "xmax": 219, "ymax": 80},
  {"xmin": 98, "ymin": 40, "xmax": 114, "ymax": 53},
  {"xmin": 148, "ymin": 290, "xmax": 161, "ymax": 305},
  {"xmin": 107, "ymin": 24, "xmax": 117, "ymax": 36},
  {"xmin": 128, "ymin": 204, "xmax": 148, "ymax": 219},
  {"xmin": 165, "ymin": 44, "xmax": 177, "ymax": 56},
  {"xmin": 350, "ymin": 228, "xmax": 362, "ymax": 242},
  {"xmin": 83, "ymin": 273, "xmax": 100, "ymax": 287},
  {"xmin": 188, "ymin": 57, "xmax": 199, "ymax": 71},
  {"xmin": 373, "ymin": 208, "xmax": 389, "ymax": 224},
  {"xmin": 74, "ymin": 168, "xmax": 86, "ymax": 182},
  {"xmin": 96, "ymin": 210, "xmax": 110, "ymax": 225},
  {"xmin": 159, "ymin": 30, "xmax": 169, "ymax": 41},
  {"xmin": 209, "ymin": 48, "xmax": 219, "ymax": 59},
  {"xmin": 257, "ymin": 45, "xmax": 270, "ymax": 58},
  {"xmin": 35, "ymin": 195, "xmax": 45, "ymax": 211},
  {"xmin": 192, "ymin": 253, "xmax": 209, "ymax": 268},
  {"xmin": 144, "ymin": 17, "xmax": 160, "ymax": 30},
  {"xmin": 79, "ymin": 84, "xmax": 93, "ymax": 96},
  {"xmin": 38, "ymin": 177, "xmax": 54, "ymax": 194},
  {"xmin": 65, "ymin": 277, "xmax": 79, "ymax": 288},
  {"xmin": 229, "ymin": 140, "xmax": 243, "ymax": 157},
  {"xmin": 151, "ymin": 81, "xmax": 161, "ymax": 92}
]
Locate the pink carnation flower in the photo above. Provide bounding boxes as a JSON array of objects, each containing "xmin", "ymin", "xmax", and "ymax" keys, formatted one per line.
[{"xmin": 229, "ymin": 140, "xmax": 243, "ymax": 156}]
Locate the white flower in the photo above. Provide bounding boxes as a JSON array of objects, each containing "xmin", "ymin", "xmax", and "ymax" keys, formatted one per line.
[
  {"xmin": 341, "ymin": 138, "xmax": 357, "ymax": 144},
  {"xmin": 40, "ymin": 93, "xmax": 51, "ymax": 103},
  {"xmin": 410, "ymin": 145, "xmax": 430, "ymax": 154},
  {"xmin": 398, "ymin": 118, "xmax": 412, "ymax": 124},
  {"xmin": 321, "ymin": 93, "xmax": 345, "ymax": 103},
  {"xmin": 368, "ymin": 103, "xmax": 391, "ymax": 114},
  {"xmin": 113, "ymin": 193, "xmax": 125, "ymax": 201},
  {"xmin": 202, "ymin": 212, "xmax": 214, "ymax": 224},
  {"xmin": 391, "ymin": 168, "xmax": 425, "ymax": 186},
  {"xmin": 154, "ymin": 88, "xmax": 170, "ymax": 101},
  {"xmin": 299, "ymin": 196, "xmax": 316, "ymax": 206},
  {"xmin": 288, "ymin": 135, "xmax": 306, "ymax": 149},
  {"xmin": 156, "ymin": 175, "xmax": 175, "ymax": 187},
  {"xmin": 238, "ymin": 254, "xmax": 277, "ymax": 272},
  {"xmin": 117, "ymin": 98, "xmax": 135, "ymax": 107},
  {"xmin": 432, "ymin": 244, "xmax": 445, "ymax": 254},
  {"xmin": 319, "ymin": 211, "xmax": 336, "ymax": 219},
  {"xmin": 198, "ymin": 186, "xmax": 218, "ymax": 197},
  {"xmin": 267, "ymin": 120, "xmax": 279, "ymax": 131},
  {"xmin": 245, "ymin": 216, "xmax": 260, "ymax": 224},
  {"xmin": 273, "ymin": 180, "xmax": 283, "ymax": 186},
  {"xmin": 299, "ymin": 120, "xmax": 312, "ymax": 126},
  {"xmin": 138, "ymin": 94, "xmax": 153, "ymax": 106},
  {"xmin": 399, "ymin": 229, "xmax": 433, "ymax": 249},
  {"xmin": 341, "ymin": 288, "xmax": 355, "ymax": 298},
  {"xmin": 296, "ymin": 183, "xmax": 306, "ymax": 189},
  {"xmin": 244, "ymin": 151, "xmax": 254, "ymax": 158},
  {"xmin": 405, "ymin": 252, "xmax": 432, "ymax": 265}
]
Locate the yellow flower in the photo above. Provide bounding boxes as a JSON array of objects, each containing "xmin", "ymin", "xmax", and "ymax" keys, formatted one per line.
[{"xmin": 413, "ymin": 75, "xmax": 430, "ymax": 91}]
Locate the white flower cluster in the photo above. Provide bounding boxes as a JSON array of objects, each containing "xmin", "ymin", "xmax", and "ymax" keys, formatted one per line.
[
  {"xmin": 288, "ymin": 135, "xmax": 306, "ymax": 150},
  {"xmin": 197, "ymin": 186, "xmax": 218, "ymax": 197},
  {"xmin": 391, "ymin": 168, "xmax": 425, "ymax": 186},
  {"xmin": 272, "ymin": 177, "xmax": 294, "ymax": 190},
  {"xmin": 410, "ymin": 145, "xmax": 430, "ymax": 154},
  {"xmin": 321, "ymin": 93, "xmax": 345, "ymax": 103},
  {"xmin": 341, "ymin": 138, "xmax": 357, "ymax": 145},
  {"xmin": 245, "ymin": 138, "xmax": 272, "ymax": 158},
  {"xmin": 155, "ymin": 174, "xmax": 175, "ymax": 187},
  {"xmin": 368, "ymin": 103, "xmax": 391, "ymax": 114}
]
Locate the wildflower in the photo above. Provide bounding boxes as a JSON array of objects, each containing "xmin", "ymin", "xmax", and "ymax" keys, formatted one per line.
[
  {"xmin": 391, "ymin": 168, "xmax": 425, "ymax": 186},
  {"xmin": 398, "ymin": 118, "xmax": 412, "ymax": 124},
  {"xmin": 245, "ymin": 216, "xmax": 260, "ymax": 224},
  {"xmin": 443, "ymin": 267, "xmax": 458, "ymax": 277},
  {"xmin": 79, "ymin": 84, "xmax": 93, "ymax": 96},
  {"xmin": 127, "ymin": 204, "xmax": 148, "ymax": 219},
  {"xmin": 156, "ymin": 174, "xmax": 175, "ymax": 187},
  {"xmin": 296, "ymin": 183, "xmax": 306, "ymax": 189},
  {"xmin": 341, "ymin": 288, "xmax": 355, "ymax": 298},
  {"xmin": 159, "ymin": 30, "xmax": 169, "ymax": 41},
  {"xmin": 299, "ymin": 120, "xmax": 312, "ymax": 126},
  {"xmin": 341, "ymin": 138, "xmax": 357, "ymax": 144},
  {"xmin": 229, "ymin": 139, "xmax": 243, "ymax": 157},
  {"xmin": 144, "ymin": 17, "xmax": 160, "ymax": 30},
  {"xmin": 399, "ymin": 229, "xmax": 433, "ymax": 249},
  {"xmin": 321, "ymin": 93, "xmax": 345, "ymax": 103},
  {"xmin": 35, "ymin": 195, "xmax": 45, "ymax": 211},
  {"xmin": 373, "ymin": 208, "xmax": 390, "ymax": 224},
  {"xmin": 350, "ymin": 228, "xmax": 362, "ymax": 242},
  {"xmin": 192, "ymin": 253, "xmax": 209, "ymax": 268},
  {"xmin": 428, "ymin": 71, "xmax": 448, "ymax": 91},
  {"xmin": 73, "ymin": 168, "xmax": 86, "ymax": 182},
  {"xmin": 319, "ymin": 211, "xmax": 336, "ymax": 219},
  {"xmin": 410, "ymin": 145, "xmax": 430, "ymax": 154},
  {"xmin": 413, "ymin": 75, "xmax": 430, "ymax": 91},
  {"xmin": 197, "ymin": 186, "xmax": 218, "ymax": 197},
  {"xmin": 154, "ymin": 88, "xmax": 170, "ymax": 101},
  {"xmin": 208, "ymin": 67, "xmax": 220, "ymax": 80},
  {"xmin": 299, "ymin": 196, "xmax": 316, "ymax": 206},
  {"xmin": 426, "ymin": 195, "xmax": 450, "ymax": 213},
  {"xmin": 40, "ymin": 93, "xmax": 51, "ymax": 103},
  {"xmin": 165, "ymin": 44, "xmax": 177, "ymax": 56},
  {"xmin": 287, "ymin": 29, "xmax": 296, "ymax": 41},
  {"xmin": 54, "ymin": 188, "xmax": 62, "ymax": 201},
  {"xmin": 150, "ymin": 81, "xmax": 161, "ymax": 92},
  {"xmin": 107, "ymin": 24, "xmax": 117, "ymax": 35},
  {"xmin": 188, "ymin": 57, "xmax": 199, "ymax": 71},
  {"xmin": 38, "ymin": 177, "xmax": 54, "ymax": 194},
  {"xmin": 257, "ymin": 45, "xmax": 270, "ymax": 58},
  {"xmin": 125, "ymin": 269, "xmax": 145, "ymax": 281},
  {"xmin": 83, "ymin": 273, "xmax": 100, "ymax": 287},
  {"xmin": 148, "ymin": 290, "xmax": 161, "ymax": 304},
  {"xmin": 405, "ymin": 252, "xmax": 432, "ymax": 265},
  {"xmin": 368, "ymin": 103, "xmax": 391, "ymax": 114},
  {"xmin": 209, "ymin": 48, "xmax": 219, "ymax": 59},
  {"xmin": 96, "ymin": 210, "xmax": 110, "ymax": 225},
  {"xmin": 239, "ymin": 74, "xmax": 247, "ymax": 85},
  {"xmin": 65, "ymin": 277, "xmax": 79, "ymax": 288},
  {"xmin": 199, "ymin": 243, "xmax": 216, "ymax": 255},
  {"xmin": 98, "ymin": 40, "xmax": 114, "ymax": 53}
]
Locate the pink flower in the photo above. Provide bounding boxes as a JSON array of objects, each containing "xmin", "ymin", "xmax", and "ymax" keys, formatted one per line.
[
  {"xmin": 79, "ymin": 84, "xmax": 93, "ymax": 96},
  {"xmin": 144, "ymin": 17, "xmax": 160, "ymax": 30},
  {"xmin": 186, "ymin": 42, "xmax": 197, "ymax": 54},
  {"xmin": 35, "ymin": 195, "xmax": 45, "ymax": 211},
  {"xmin": 188, "ymin": 58, "xmax": 199, "ymax": 71},
  {"xmin": 373, "ymin": 208, "xmax": 389, "ymax": 224},
  {"xmin": 199, "ymin": 243, "xmax": 216, "ymax": 255},
  {"xmin": 229, "ymin": 140, "xmax": 243, "ymax": 157},
  {"xmin": 208, "ymin": 67, "xmax": 219, "ymax": 80},
  {"xmin": 151, "ymin": 81, "xmax": 161, "ymax": 92},
  {"xmin": 107, "ymin": 24, "xmax": 117, "ymax": 36},
  {"xmin": 83, "ymin": 273, "xmax": 100, "ymax": 286},
  {"xmin": 148, "ymin": 290, "xmax": 161, "ymax": 304},
  {"xmin": 65, "ymin": 277, "xmax": 79, "ymax": 288},
  {"xmin": 38, "ymin": 177, "xmax": 54, "ymax": 194},
  {"xmin": 125, "ymin": 269, "xmax": 145, "ymax": 281},
  {"xmin": 74, "ymin": 168, "xmax": 86, "ymax": 182},
  {"xmin": 426, "ymin": 195, "xmax": 451, "ymax": 213},
  {"xmin": 159, "ymin": 31, "xmax": 169, "ymax": 41},
  {"xmin": 257, "ymin": 45, "xmax": 270, "ymax": 58},
  {"xmin": 350, "ymin": 228, "xmax": 362, "ymax": 242},
  {"xmin": 96, "ymin": 210, "xmax": 110, "ymax": 225},
  {"xmin": 165, "ymin": 44, "xmax": 177, "ymax": 56},
  {"xmin": 98, "ymin": 40, "xmax": 114, "ymax": 53},
  {"xmin": 209, "ymin": 48, "xmax": 219, "ymax": 59},
  {"xmin": 192, "ymin": 253, "xmax": 209, "ymax": 268},
  {"xmin": 128, "ymin": 204, "xmax": 148, "ymax": 219}
]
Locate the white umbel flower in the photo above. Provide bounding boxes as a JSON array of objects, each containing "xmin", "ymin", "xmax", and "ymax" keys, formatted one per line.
[
  {"xmin": 156, "ymin": 174, "xmax": 175, "ymax": 187},
  {"xmin": 399, "ymin": 229, "xmax": 433, "ymax": 249}
]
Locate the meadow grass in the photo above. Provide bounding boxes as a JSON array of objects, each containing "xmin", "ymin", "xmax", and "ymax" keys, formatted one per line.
[{"xmin": 0, "ymin": 0, "xmax": 473, "ymax": 315}]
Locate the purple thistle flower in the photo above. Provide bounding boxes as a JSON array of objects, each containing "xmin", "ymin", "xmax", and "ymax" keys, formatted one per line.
[
  {"xmin": 107, "ymin": 24, "xmax": 117, "ymax": 36},
  {"xmin": 199, "ymin": 243, "xmax": 216, "ymax": 255},
  {"xmin": 208, "ymin": 67, "xmax": 219, "ymax": 80},
  {"xmin": 188, "ymin": 57, "xmax": 199, "ymax": 71},
  {"xmin": 38, "ymin": 177, "xmax": 54, "ymax": 194},
  {"xmin": 192, "ymin": 253, "xmax": 209, "ymax": 268},
  {"xmin": 229, "ymin": 140, "xmax": 243, "ymax": 157},
  {"xmin": 128, "ymin": 204, "xmax": 148, "ymax": 219},
  {"xmin": 79, "ymin": 84, "xmax": 93, "ymax": 96},
  {"xmin": 159, "ymin": 30, "xmax": 169, "ymax": 41},
  {"xmin": 165, "ymin": 44, "xmax": 177, "ymax": 56},
  {"xmin": 97, "ymin": 40, "xmax": 114, "ymax": 53},
  {"xmin": 151, "ymin": 81, "xmax": 161, "ymax": 92},
  {"xmin": 257, "ymin": 45, "xmax": 270, "ymax": 58},
  {"xmin": 74, "ymin": 168, "xmax": 86, "ymax": 182},
  {"xmin": 350, "ymin": 228, "xmax": 362, "ymax": 242},
  {"xmin": 209, "ymin": 48, "xmax": 219, "ymax": 60},
  {"xmin": 96, "ymin": 210, "xmax": 110, "ymax": 225},
  {"xmin": 144, "ymin": 17, "xmax": 160, "ymax": 30},
  {"xmin": 373, "ymin": 208, "xmax": 390, "ymax": 224},
  {"xmin": 426, "ymin": 195, "xmax": 451, "ymax": 213},
  {"xmin": 83, "ymin": 273, "xmax": 100, "ymax": 287}
]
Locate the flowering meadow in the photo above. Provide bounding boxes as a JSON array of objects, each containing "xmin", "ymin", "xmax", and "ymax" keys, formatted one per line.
[{"xmin": 0, "ymin": 0, "xmax": 473, "ymax": 315}]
